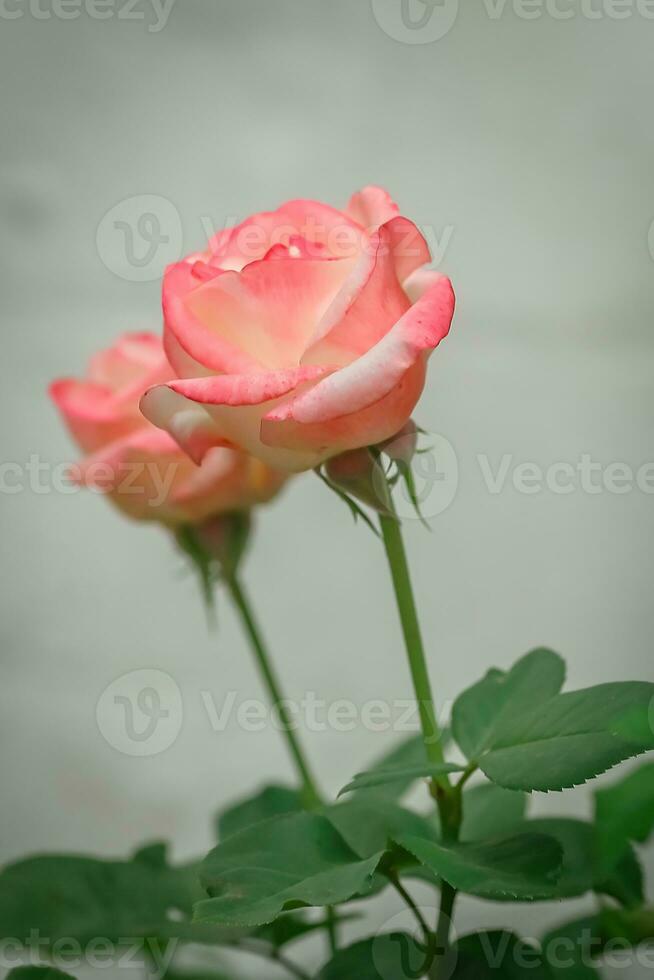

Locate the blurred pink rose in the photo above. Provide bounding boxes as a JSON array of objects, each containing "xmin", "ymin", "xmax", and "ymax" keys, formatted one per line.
[
  {"xmin": 50, "ymin": 333, "xmax": 285, "ymax": 525},
  {"xmin": 140, "ymin": 186, "xmax": 455, "ymax": 473}
]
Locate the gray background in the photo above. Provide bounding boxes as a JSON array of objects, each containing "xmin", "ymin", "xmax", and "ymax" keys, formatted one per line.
[{"xmin": 1, "ymin": 0, "xmax": 653, "ymax": 976}]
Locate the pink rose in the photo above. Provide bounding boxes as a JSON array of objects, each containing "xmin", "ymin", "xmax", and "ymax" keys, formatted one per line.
[
  {"xmin": 140, "ymin": 186, "xmax": 455, "ymax": 473},
  {"xmin": 50, "ymin": 333, "xmax": 285, "ymax": 525}
]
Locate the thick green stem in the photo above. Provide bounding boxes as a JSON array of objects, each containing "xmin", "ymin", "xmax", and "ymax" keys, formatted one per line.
[
  {"xmin": 378, "ymin": 513, "xmax": 449, "ymax": 786},
  {"xmin": 226, "ymin": 574, "xmax": 322, "ymax": 810}
]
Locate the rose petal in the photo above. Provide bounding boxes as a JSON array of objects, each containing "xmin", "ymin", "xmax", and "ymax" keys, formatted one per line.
[
  {"xmin": 140, "ymin": 366, "xmax": 329, "ymax": 470},
  {"xmin": 260, "ymin": 360, "xmax": 427, "ymax": 460},
  {"xmin": 260, "ymin": 273, "xmax": 455, "ymax": 458},
  {"xmin": 205, "ymin": 199, "xmax": 363, "ymax": 269},
  {"xmin": 87, "ymin": 332, "xmax": 164, "ymax": 387},
  {"xmin": 302, "ymin": 219, "xmax": 412, "ymax": 366},
  {"xmin": 163, "ymin": 261, "xmax": 263, "ymax": 375},
  {"xmin": 345, "ymin": 185, "xmax": 400, "ymax": 230},
  {"xmin": 49, "ymin": 379, "xmax": 142, "ymax": 454},
  {"xmin": 403, "ymin": 267, "xmax": 445, "ymax": 304},
  {"xmin": 180, "ymin": 255, "xmax": 354, "ymax": 370}
]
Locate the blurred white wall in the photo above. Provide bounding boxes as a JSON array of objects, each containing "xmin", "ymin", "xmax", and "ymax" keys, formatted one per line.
[{"xmin": 1, "ymin": 0, "xmax": 653, "ymax": 975}]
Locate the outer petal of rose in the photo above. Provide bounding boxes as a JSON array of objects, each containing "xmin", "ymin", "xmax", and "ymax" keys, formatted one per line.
[
  {"xmin": 72, "ymin": 427, "xmax": 193, "ymax": 523},
  {"xmin": 261, "ymin": 360, "xmax": 427, "ymax": 461},
  {"xmin": 172, "ymin": 447, "xmax": 287, "ymax": 515},
  {"xmin": 403, "ymin": 267, "xmax": 446, "ymax": 304},
  {"xmin": 75, "ymin": 429, "xmax": 276, "ymax": 525},
  {"xmin": 87, "ymin": 332, "xmax": 164, "ymax": 386},
  {"xmin": 384, "ymin": 215, "xmax": 431, "ymax": 284},
  {"xmin": 140, "ymin": 367, "xmax": 329, "ymax": 471},
  {"xmin": 178, "ymin": 255, "xmax": 355, "ymax": 370},
  {"xmin": 345, "ymin": 186, "xmax": 400, "ymax": 230},
  {"xmin": 303, "ymin": 219, "xmax": 429, "ymax": 359},
  {"xmin": 49, "ymin": 379, "xmax": 142, "ymax": 454},
  {"xmin": 261, "ymin": 273, "xmax": 455, "ymax": 457},
  {"xmin": 302, "ymin": 219, "xmax": 413, "ymax": 366},
  {"xmin": 163, "ymin": 261, "xmax": 264, "ymax": 376}
]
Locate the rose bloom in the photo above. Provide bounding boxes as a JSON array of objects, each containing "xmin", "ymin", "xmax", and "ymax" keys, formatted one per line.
[
  {"xmin": 141, "ymin": 186, "xmax": 455, "ymax": 473},
  {"xmin": 50, "ymin": 333, "xmax": 285, "ymax": 525}
]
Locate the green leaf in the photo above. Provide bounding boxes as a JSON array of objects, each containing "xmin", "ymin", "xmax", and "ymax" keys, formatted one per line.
[
  {"xmin": 541, "ymin": 916, "xmax": 602, "ymax": 978},
  {"xmin": 0, "ymin": 848, "xmax": 203, "ymax": 947},
  {"xmin": 6, "ymin": 971, "xmax": 77, "ymax": 980},
  {"xmin": 594, "ymin": 761, "xmax": 654, "ymax": 876},
  {"xmin": 395, "ymin": 832, "xmax": 563, "ymax": 900},
  {"xmin": 216, "ymin": 785, "xmax": 303, "ymax": 841},
  {"xmin": 338, "ymin": 763, "xmax": 463, "ymax": 797},
  {"xmin": 254, "ymin": 909, "xmax": 359, "ymax": 949},
  {"xmin": 316, "ymin": 933, "xmax": 427, "ymax": 980},
  {"xmin": 324, "ymin": 799, "xmax": 438, "ymax": 859},
  {"xmin": 196, "ymin": 812, "xmax": 382, "ymax": 928},
  {"xmin": 355, "ymin": 732, "xmax": 451, "ymax": 802},
  {"xmin": 519, "ymin": 818, "xmax": 643, "ymax": 905},
  {"xmin": 480, "ymin": 682, "xmax": 654, "ymax": 791},
  {"xmin": 452, "ymin": 931, "xmax": 549, "ymax": 978},
  {"xmin": 460, "ymin": 784, "xmax": 528, "ymax": 841},
  {"xmin": 452, "ymin": 649, "xmax": 566, "ymax": 760},
  {"xmin": 600, "ymin": 905, "xmax": 654, "ymax": 945}
]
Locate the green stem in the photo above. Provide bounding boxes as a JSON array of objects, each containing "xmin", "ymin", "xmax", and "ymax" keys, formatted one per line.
[
  {"xmin": 378, "ymin": 512, "xmax": 449, "ymax": 787},
  {"xmin": 431, "ymin": 788, "xmax": 462, "ymax": 976},
  {"xmin": 225, "ymin": 573, "xmax": 338, "ymax": 954},
  {"xmin": 378, "ymin": 494, "xmax": 462, "ymax": 974},
  {"xmin": 226, "ymin": 574, "xmax": 322, "ymax": 809},
  {"xmin": 433, "ymin": 880, "xmax": 457, "ymax": 977},
  {"xmin": 389, "ymin": 874, "xmax": 432, "ymax": 946}
]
